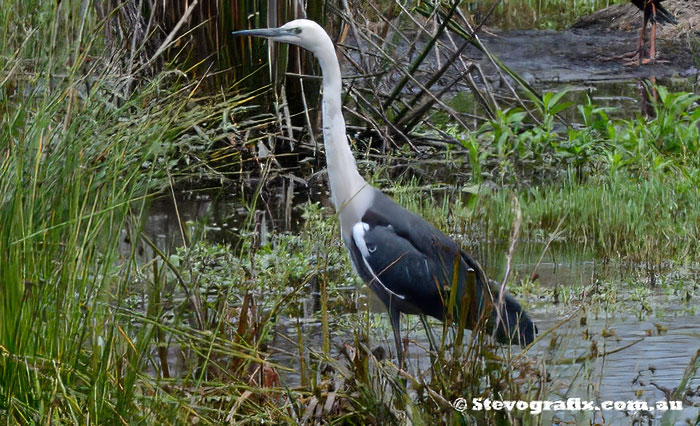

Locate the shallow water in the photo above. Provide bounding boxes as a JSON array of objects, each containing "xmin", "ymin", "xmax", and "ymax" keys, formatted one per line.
[
  {"xmin": 133, "ymin": 191, "xmax": 699, "ymax": 423},
  {"xmin": 265, "ymin": 259, "xmax": 699, "ymax": 424}
]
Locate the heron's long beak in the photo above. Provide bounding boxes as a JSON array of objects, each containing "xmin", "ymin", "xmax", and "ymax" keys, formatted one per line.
[{"xmin": 232, "ymin": 28, "xmax": 290, "ymax": 39}]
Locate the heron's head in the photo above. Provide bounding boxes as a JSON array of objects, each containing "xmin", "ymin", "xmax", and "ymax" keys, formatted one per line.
[{"xmin": 232, "ymin": 19, "xmax": 329, "ymax": 53}]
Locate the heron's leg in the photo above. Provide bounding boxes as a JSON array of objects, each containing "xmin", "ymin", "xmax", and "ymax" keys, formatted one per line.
[
  {"xmin": 624, "ymin": 16, "xmax": 648, "ymax": 65},
  {"xmin": 636, "ymin": 23, "xmax": 646, "ymax": 57},
  {"xmin": 644, "ymin": 4, "xmax": 658, "ymax": 64},
  {"xmin": 388, "ymin": 307, "xmax": 405, "ymax": 369},
  {"xmin": 640, "ymin": 15, "xmax": 668, "ymax": 65},
  {"xmin": 419, "ymin": 315, "xmax": 438, "ymax": 355},
  {"xmin": 638, "ymin": 19, "xmax": 647, "ymax": 55}
]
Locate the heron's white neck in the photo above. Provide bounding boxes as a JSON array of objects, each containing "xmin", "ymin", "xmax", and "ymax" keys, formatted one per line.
[{"xmin": 313, "ymin": 40, "xmax": 370, "ymax": 231}]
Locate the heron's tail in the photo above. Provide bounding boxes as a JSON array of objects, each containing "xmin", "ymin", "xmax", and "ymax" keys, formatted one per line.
[
  {"xmin": 457, "ymin": 251, "xmax": 537, "ymax": 347},
  {"xmin": 488, "ymin": 283, "xmax": 537, "ymax": 347},
  {"xmin": 654, "ymin": 3, "xmax": 678, "ymax": 25}
]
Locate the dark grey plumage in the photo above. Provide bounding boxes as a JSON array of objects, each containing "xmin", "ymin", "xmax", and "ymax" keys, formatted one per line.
[
  {"xmin": 631, "ymin": 0, "xmax": 678, "ymax": 25},
  {"xmin": 347, "ymin": 189, "xmax": 536, "ymax": 361}
]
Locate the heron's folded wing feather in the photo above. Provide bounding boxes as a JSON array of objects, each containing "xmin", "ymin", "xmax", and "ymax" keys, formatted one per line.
[{"xmin": 355, "ymin": 224, "xmax": 446, "ymax": 319}]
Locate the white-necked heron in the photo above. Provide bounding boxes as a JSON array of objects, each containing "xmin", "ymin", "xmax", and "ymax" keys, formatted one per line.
[{"xmin": 233, "ymin": 19, "xmax": 536, "ymax": 366}]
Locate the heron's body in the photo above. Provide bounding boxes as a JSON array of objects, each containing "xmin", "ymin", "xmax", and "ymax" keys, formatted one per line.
[
  {"xmin": 346, "ymin": 189, "xmax": 534, "ymax": 343},
  {"xmin": 629, "ymin": 0, "xmax": 677, "ymax": 65},
  {"xmin": 233, "ymin": 20, "xmax": 536, "ymax": 365}
]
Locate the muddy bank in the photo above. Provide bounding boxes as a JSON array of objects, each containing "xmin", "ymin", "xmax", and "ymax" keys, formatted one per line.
[
  {"xmin": 471, "ymin": 0, "xmax": 699, "ymax": 86},
  {"xmin": 475, "ymin": 27, "xmax": 696, "ymax": 86}
]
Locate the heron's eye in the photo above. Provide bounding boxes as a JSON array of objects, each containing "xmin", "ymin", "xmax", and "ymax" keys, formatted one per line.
[{"xmin": 293, "ymin": 28, "xmax": 302, "ymax": 34}]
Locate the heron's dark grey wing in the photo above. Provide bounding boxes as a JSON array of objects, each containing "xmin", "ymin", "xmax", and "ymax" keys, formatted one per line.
[
  {"xmin": 361, "ymin": 191, "xmax": 464, "ymax": 265},
  {"xmin": 350, "ymin": 190, "xmax": 536, "ymax": 344},
  {"xmin": 653, "ymin": 2, "xmax": 677, "ymax": 25},
  {"xmin": 351, "ymin": 190, "xmax": 490, "ymax": 325},
  {"xmin": 456, "ymin": 248, "xmax": 536, "ymax": 346},
  {"xmin": 361, "ymin": 190, "xmax": 487, "ymax": 299},
  {"xmin": 350, "ymin": 222, "xmax": 446, "ymax": 320}
]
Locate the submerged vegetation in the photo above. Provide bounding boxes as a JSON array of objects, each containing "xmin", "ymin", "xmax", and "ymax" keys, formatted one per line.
[{"xmin": 1, "ymin": 0, "xmax": 698, "ymax": 424}]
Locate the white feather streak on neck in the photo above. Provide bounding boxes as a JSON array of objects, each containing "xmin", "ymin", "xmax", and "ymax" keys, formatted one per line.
[{"xmin": 313, "ymin": 36, "xmax": 370, "ymax": 233}]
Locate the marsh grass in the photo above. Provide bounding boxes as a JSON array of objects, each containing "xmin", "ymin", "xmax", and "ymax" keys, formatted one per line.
[
  {"xmin": 472, "ymin": 174, "xmax": 699, "ymax": 263},
  {"xmin": 0, "ymin": 1, "xmax": 279, "ymax": 423},
  {"xmin": 0, "ymin": 67, "xmax": 253, "ymax": 423},
  {"xmin": 473, "ymin": 0, "xmax": 616, "ymax": 30},
  {"xmin": 2, "ymin": 1, "xmax": 698, "ymax": 424},
  {"xmin": 381, "ymin": 84, "xmax": 700, "ymax": 264}
]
